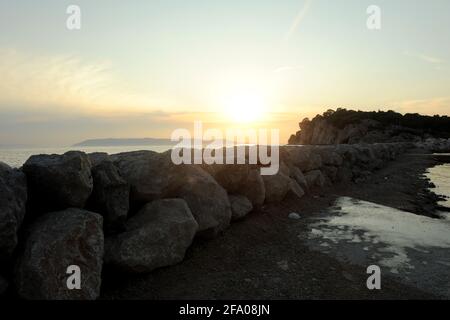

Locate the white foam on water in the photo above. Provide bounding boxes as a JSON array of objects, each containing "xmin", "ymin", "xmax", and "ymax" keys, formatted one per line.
[
  {"xmin": 310, "ymin": 197, "xmax": 450, "ymax": 273},
  {"xmin": 426, "ymin": 163, "xmax": 450, "ymax": 220}
]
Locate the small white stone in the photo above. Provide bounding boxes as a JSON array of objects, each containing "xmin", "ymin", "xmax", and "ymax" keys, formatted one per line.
[
  {"xmin": 288, "ymin": 212, "xmax": 301, "ymax": 220},
  {"xmin": 277, "ymin": 260, "xmax": 289, "ymax": 271}
]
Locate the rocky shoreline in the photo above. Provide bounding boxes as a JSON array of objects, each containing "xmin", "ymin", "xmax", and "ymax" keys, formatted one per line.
[
  {"xmin": 102, "ymin": 148, "xmax": 450, "ymax": 299},
  {"xmin": 1, "ymin": 139, "xmax": 449, "ymax": 299}
]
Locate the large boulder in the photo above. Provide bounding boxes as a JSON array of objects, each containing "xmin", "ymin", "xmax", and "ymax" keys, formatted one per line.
[
  {"xmin": 322, "ymin": 166, "xmax": 338, "ymax": 182},
  {"xmin": 289, "ymin": 179, "xmax": 306, "ymax": 199},
  {"xmin": 335, "ymin": 145, "xmax": 359, "ymax": 165},
  {"xmin": 22, "ymin": 151, "xmax": 93, "ymax": 211},
  {"xmin": 205, "ymin": 165, "xmax": 266, "ymax": 209},
  {"xmin": 288, "ymin": 165, "xmax": 308, "ymax": 191},
  {"xmin": 239, "ymin": 168, "xmax": 266, "ymax": 208},
  {"xmin": 0, "ymin": 163, "xmax": 27, "ymax": 261},
  {"xmin": 352, "ymin": 145, "xmax": 377, "ymax": 170},
  {"xmin": 304, "ymin": 170, "xmax": 326, "ymax": 189},
  {"xmin": 283, "ymin": 146, "xmax": 322, "ymax": 172},
  {"xmin": 279, "ymin": 159, "xmax": 305, "ymax": 198},
  {"xmin": 110, "ymin": 151, "xmax": 172, "ymax": 204},
  {"xmin": 166, "ymin": 165, "xmax": 232, "ymax": 237},
  {"xmin": 105, "ymin": 199, "xmax": 198, "ymax": 273},
  {"xmin": 15, "ymin": 209, "xmax": 104, "ymax": 300},
  {"xmin": 229, "ymin": 195, "xmax": 253, "ymax": 221},
  {"xmin": 87, "ymin": 152, "xmax": 109, "ymax": 167},
  {"xmin": 313, "ymin": 147, "xmax": 343, "ymax": 166},
  {"xmin": 262, "ymin": 172, "xmax": 291, "ymax": 203},
  {"xmin": 336, "ymin": 166, "xmax": 353, "ymax": 183},
  {"xmin": 88, "ymin": 160, "xmax": 130, "ymax": 234}
]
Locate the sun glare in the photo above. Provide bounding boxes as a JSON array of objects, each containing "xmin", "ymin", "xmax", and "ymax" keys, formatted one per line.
[{"xmin": 223, "ymin": 92, "xmax": 267, "ymax": 123}]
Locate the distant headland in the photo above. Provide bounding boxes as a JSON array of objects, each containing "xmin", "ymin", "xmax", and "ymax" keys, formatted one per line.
[{"xmin": 73, "ymin": 138, "xmax": 175, "ymax": 147}]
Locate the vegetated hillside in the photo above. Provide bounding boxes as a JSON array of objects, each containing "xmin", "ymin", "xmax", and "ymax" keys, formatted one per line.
[{"xmin": 289, "ymin": 108, "xmax": 450, "ymax": 145}]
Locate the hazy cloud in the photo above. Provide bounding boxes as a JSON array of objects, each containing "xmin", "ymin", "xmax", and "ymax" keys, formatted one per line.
[
  {"xmin": 0, "ymin": 48, "xmax": 175, "ymax": 114},
  {"xmin": 403, "ymin": 51, "xmax": 445, "ymax": 64}
]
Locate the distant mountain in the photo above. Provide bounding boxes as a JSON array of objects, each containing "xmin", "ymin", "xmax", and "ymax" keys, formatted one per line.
[{"xmin": 73, "ymin": 138, "xmax": 176, "ymax": 147}]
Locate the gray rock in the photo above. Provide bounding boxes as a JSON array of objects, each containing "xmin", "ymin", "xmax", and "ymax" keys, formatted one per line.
[
  {"xmin": 0, "ymin": 162, "xmax": 27, "ymax": 261},
  {"xmin": 206, "ymin": 165, "xmax": 266, "ymax": 209},
  {"xmin": 110, "ymin": 151, "xmax": 172, "ymax": 204},
  {"xmin": 288, "ymin": 165, "xmax": 308, "ymax": 191},
  {"xmin": 23, "ymin": 151, "xmax": 93, "ymax": 211},
  {"xmin": 284, "ymin": 146, "xmax": 323, "ymax": 172},
  {"xmin": 229, "ymin": 195, "xmax": 253, "ymax": 221},
  {"xmin": 322, "ymin": 166, "xmax": 338, "ymax": 182},
  {"xmin": 105, "ymin": 199, "xmax": 198, "ymax": 273},
  {"xmin": 314, "ymin": 147, "xmax": 343, "ymax": 166},
  {"xmin": 304, "ymin": 170, "xmax": 326, "ymax": 189},
  {"xmin": 336, "ymin": 166, "xmax": 353, "ymax": 183},
  {"xmin": 87, "ymin": 152, "xmax": 109, "ymax": 167},
  {"xmin": 262, "ymin": 172, "xmax": 291, "ymax": 203},
  {"xmin": 353, "ymin": 145, "xmax": 377, "ymax": 169},
  {"xmin": 289, "ymin": 179, "xmax": 305, "ymax": 199},
  {"xmin": 335, "ymin": 145, "xmax": 359, "ymax": 165},
  {"xmin": 240, "ymin": 168, "xmax": 266, "ymax": 208},
  {"xmin": 88, "ymin": 161, "xmax": 130, "ymax": 234},
  {"xmin": 15, "ymin": 208, "xmax": 104, "ymax": 300},
  {"xmin": 207, "ymin": 164, "xmax": 251, "ymax": 191},
  {"xmin": 279, "ymin": 161, "xmax": 291, "ymax": 176},
  {"xmin": 288, "ymin": 212, "xmax": 301, "ymax": 220},
  {"xmin": 166, "ymin": 165, "xmax": 232, "ymax": 238}
]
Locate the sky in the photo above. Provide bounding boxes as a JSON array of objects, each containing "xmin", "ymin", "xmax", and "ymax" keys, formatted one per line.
[{"xmin": 0, "ymin": 0, "xmax": 449, "ymax": 146}]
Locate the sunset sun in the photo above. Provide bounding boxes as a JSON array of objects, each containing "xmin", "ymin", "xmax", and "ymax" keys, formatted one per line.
[{"xmin": 223, "ymin": 92, "xmax": 267, "ymax": 123}]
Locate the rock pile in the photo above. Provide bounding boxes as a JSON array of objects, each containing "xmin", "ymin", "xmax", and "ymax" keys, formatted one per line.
[{"xmin": 0, "ymin": 142, "xmax": 413, "ymax": 299}]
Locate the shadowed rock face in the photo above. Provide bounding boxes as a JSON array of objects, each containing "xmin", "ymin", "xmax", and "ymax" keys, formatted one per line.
[
  {"xmin": 288, "ymin": 165, "xmax": 308, "ymax": 191},
  {"xmin": 304, "ymin": 170, "xmax": 327, "ymax": 189},
  {"xmin": 289, "ymin": 179, "xmax": 305, "ymax": 198},
  {"xmin": 229, "ymin": 195, "xmax": 253, "ymax": 221},
  {"xmin": 204, "ymin": 164, "xmax": 266, "ymax": 209},
  {"xmin": 289, "ymin": 117, "xmax": 384, "ymax": 145},
  {"xmin": 166, "ymin": 165, "xmax": 232, "ymax": 238},
  {"xmin": 0, "ymin": 162, "xmax": 27, "ymax": 261},
  {"xmin": 88, "ymin": 160, "xmax": 130, "ymax": 235},
  {"xmin": 105, "ymin": 199, "xmax": 198, "ymax": 273},
  {"xmin": 110, "ymin": 151, "xmax": 172, "ymax": 204},
  {"xmin": 262, "ymin": 172, "xmax": 291, "ymax": 203},
  {"xmin": 22, "ymin": 151, "xmax": 93, "ymax": 212},
  {"xmin": 15, "ymin": 208, "xmax": 104, "ymax": 300},
  {"xmin": 283, "ymin": 146, "xmax": 323, "ymax": 172},
  {"xmin": 289, "ymin": 112, "xmax": 450, "ymax": 147}
]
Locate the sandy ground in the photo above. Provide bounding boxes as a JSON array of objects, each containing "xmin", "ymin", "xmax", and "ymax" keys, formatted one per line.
[{"xmin": 101, "ymin": 151, "xmax": 449, "ymax": 300}]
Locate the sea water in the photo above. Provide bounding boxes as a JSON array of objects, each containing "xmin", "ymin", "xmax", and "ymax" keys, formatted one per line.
[
  {"xmin": 426, "ymin": 162, "xmax": 450, "ymax": 219},
  {"xmin": 0, "ymin": 145, "xmax": 173, "ymax": 168}
]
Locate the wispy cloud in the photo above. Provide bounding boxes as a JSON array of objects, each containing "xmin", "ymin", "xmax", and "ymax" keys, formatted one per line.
[
  {"xmin": 0, "ymin": 48, "xmax": 111, "ymax": 110},
  {"xmin": 403, "ymin": 51, "xmax": 445, "ymax": 64},
  {"xmin": 0, "ymin": 48, "xmax": 174, "ymax": 115},
  {"xmin": 284, "ymin": 0, "xmax": 313, "ymax": 42}
]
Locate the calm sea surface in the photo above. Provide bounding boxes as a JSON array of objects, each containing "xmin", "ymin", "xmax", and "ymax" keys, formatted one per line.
[
  {"xmin": 426, "ymin": 163, "xmax": 450, "ymax": 215},
  {"xmin": 0, "ymin": 145, "xmax": 173, "ymax": 168}
]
